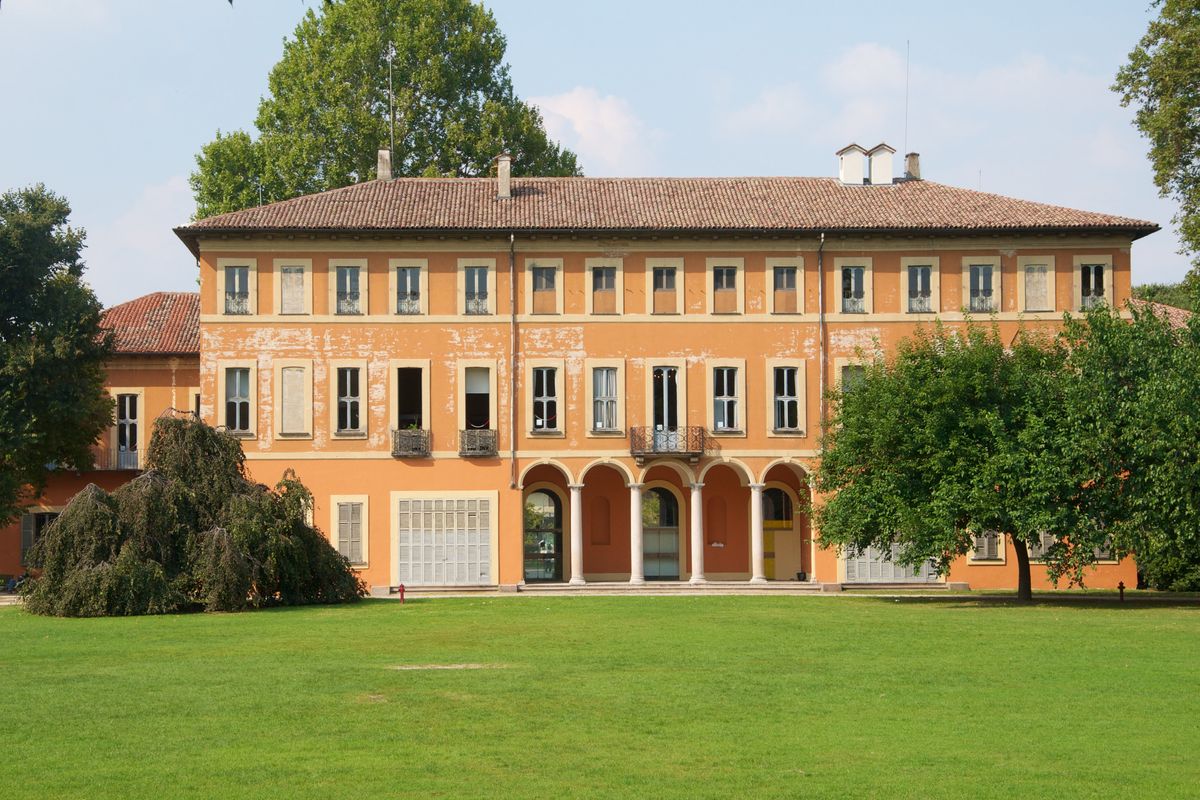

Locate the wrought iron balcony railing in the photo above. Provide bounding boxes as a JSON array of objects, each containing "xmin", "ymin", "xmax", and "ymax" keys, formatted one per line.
[
  {"xmin": 224, "ymin": 292, "xmax": 250, "ymax": 315},
  {"xmin": 841, "ymin": 296, "xmax": 865, "ymax": 314},
  {"xmin": 391, "ymin": 428, "xmax": 431, "ymax": 458},
  {"xmin": 1081, "ymin": 293, "xmax": 1105, "ymax": 310},
  {"xmin": 969, "ymin": 295, "xmax": 995, "ymax": 313},
  {"xmin": 907, "ymin": 295, "xmax": 932, "ymax": 313},
  {"xmin": 396, "ymin": 292, "xmax": 421, "ymax": 315},
  {"xmin": 465, "ymin": 292, "xmax": 489, "ymax": 315},
  {"xmin": 629, "ymin": 426, "xmax": 706, "ymax": 465},
  {"xmin": 50, "ymin": 446, "xmax": 143, "ymax": 472},
  {"xmin": 337, "ymin": 291, "xmax": 362, "ymax": 315},
  {"xmin": 459, "ymin": 428, "xmax": 498, "ymax": 457}
]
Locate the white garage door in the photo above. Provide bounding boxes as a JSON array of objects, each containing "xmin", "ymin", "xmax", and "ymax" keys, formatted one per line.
[
  {"xmin": 844, "ymin": 545, "xmax": 940, "ymax": 583},
  {"xmin": 396, "ymin": 497, "xmax": 492, "ymax": 586}
]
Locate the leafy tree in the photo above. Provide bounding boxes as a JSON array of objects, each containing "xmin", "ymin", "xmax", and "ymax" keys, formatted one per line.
[
  {"xmin": 1114, "ymin": 0, "xmax": 1200, "ymax": 285},
  {"xmin": 813, "ymin": 322, "xmax": 1122, "ymax": 601},
  {"xmin": 23, "ymin": 416, "xmax": 364, "ymax": 616},
  {"xmin": 193, "ymin": 0, "xmax": 580, "ymax": 217},
  {"xmin": 1062, "ymin": 305, "xmax": 1200, "ymax": 591},
  {"xmin": 1132, "ymin": 281, "xmax": 1197, "ymax": 312},
  {"xmin": 0, "ymin": 185, "xmax": 113, "ymax": 526}
]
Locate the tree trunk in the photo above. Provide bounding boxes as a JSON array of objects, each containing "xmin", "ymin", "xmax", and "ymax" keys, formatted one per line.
[{"xmin": 1012, "ymin": 536, "xmax": 1033, "ymax": 602}]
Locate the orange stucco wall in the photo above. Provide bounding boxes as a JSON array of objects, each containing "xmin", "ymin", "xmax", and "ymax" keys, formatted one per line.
[{"xmin": 179, "ymin": 234, "xmax": 1139, "ymax": 590}]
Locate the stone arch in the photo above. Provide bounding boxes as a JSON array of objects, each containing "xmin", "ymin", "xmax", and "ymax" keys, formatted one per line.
[
  {"xmin": 579, "ymin": 457, "xmax": 635, "ymax": 486},
  {"xmin": 698, "ymin": 457, "xmax": 754, "ymax": 487},
  {"xmin": 518, "ymin": 459, "xmax": 574, "ymax": 489},
  {"xmin": 637, "ymin": 458, "xmax": 696, "ymax": 486}
]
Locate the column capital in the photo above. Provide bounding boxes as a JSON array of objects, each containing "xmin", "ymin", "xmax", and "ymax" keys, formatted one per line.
[
  {"xmin": 748, "ymin": 482, "xmax": 766, "ymax": 491},
  {"xmin": 689, "ymin": 482, "xmax": 705, "ymax": 491},
  {"xmin": 625, "ymin": 482, "xmax": 645, "ymax": 490},
  {"xmin": 567, "ymin": 483, "xmax": 586, "ymax": 491}
]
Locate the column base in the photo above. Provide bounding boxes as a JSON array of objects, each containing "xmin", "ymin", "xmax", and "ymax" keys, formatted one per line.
[
  {"xmin": 688, "ymin": 575, "xmax": 708, "ymax": 585},
  {"xmin": 629, "ymin": 577, "xmax": 645, "ymax": 585},
  {"xmin": 749, "ymin": 576, "xmax": 768, "ymax": 584},
  {"xmin": 569, "ymin": 577, "xmax": 586, "ymax": 586}
]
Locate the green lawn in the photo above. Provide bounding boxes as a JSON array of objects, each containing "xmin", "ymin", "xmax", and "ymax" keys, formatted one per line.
[{"xmin": 1, "ymin": 597, "xmax": 1197, "ymax": 799}]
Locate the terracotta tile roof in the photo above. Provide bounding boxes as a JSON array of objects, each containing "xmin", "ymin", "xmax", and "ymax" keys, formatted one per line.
[
  {"xmin": 1129, "ymin": 298, "xmax": 1194, "ymax": 329},
  {"xmin": 175, "ymin": 177, "xmax": 1158, "ymax": 247},
  {"xmin": 102, "ymin": 292, "xmax": 199, "ymax": 355}
]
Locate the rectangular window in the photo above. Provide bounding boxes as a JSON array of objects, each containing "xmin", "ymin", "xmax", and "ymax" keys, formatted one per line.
[
  {"xmin": 773, "ymin": 367, "xmax": 800, "ymax": 431},
  {"xmin": 841, "ymin": 266, "xmax": 865, "ymax": 313},
  {"xmin": 773, "ymin": 266, "xmax": 799, "ymax": 313},
  {"xmin": 592, "ymin": 367, "xmax": 618, "ymax": 431},
  {"xmin": 652, "ymin": 266, "xmax": 677, "ymax": 314},
  {"xmin": 336, "ymin": 266, "xmax": 362, "ymax": 315},
  {"xmin": 1081, "ymin": 263, "xmax": 1105, "ymax": 309},
  {"xmin": 712, "ymin": 367, "xmax": 738, "ymax": 430},
  {"xmin": 532, "ymin": 366, "xmax": 558, "ymax": 431},
  {"xmin": 973, "ymin": 531, "xmax": 1001, "ymax": 561},
  {"xmin": 280, "ymin": 366, "xmax": 307, "ymax": 435},
  {"xmin": 336, "ymin": 502, "xmax": 363, "ymax": 564},
  {"xmin": 224, "ymin": 265, "xmax": 250, "ymax": 314},
  {"xmin": 280, "ymin": 266, "xmax": 306, "ymax": 315},
  {"xmin": 337, "ymin": 367, "xmax": 362, "ymax": 433},
  {"xmin": 465, "ymin": 266, "xmax": 489, "ymax": 315},
  {"xmin": 464, "ymin": 367, "xmax": 491, "ymax": 429},
  {"xmin": 396, "ymin": 367, "xmax": 423, "ymax": 428},
  {"xmin": 396, "ymin": 266, "xmax": 420, "ymax": 315},
  {"xmin": 841, "ymin": 365, "xmax": 866, "ymax": 390},
  {"xmin": 969, "ymin": 263, "xmax": 995, "ymax": 312},
  {"xmin": 1024, "ymin": 264, "xmax": 1051, "ymax": 311},
  {"xmin": 20, "ymin": 512, "xmax": 58, "ymax": 566},
  {"xmin": 532, "ymin": 266, "xmax": 557, "ymax": 314},
  {"xmin": 907, "ymin": 265, "xmax": 933, "ymax": 313},
  {"xmin": 1028, "ymin": 532, "xmax": 1056, "ymax": 561},
  {"xmin": 592, "ymin": 266, "xmax": 617, "ymax": 314},
  {"xmin": 225, "ymin": 368, "xmax": 251, "ymax": 432},
  {"xmin": 713, "ymin": 266, "xmax": 737, "ymax": 314},
  {"xmin": 116, "ymin": 393, "xmax": 138, "ymax": 469}
]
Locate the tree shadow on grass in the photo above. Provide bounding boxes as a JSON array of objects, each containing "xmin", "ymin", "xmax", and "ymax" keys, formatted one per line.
[{"xmin": 853, "ymin": 592, "xmax": 1200, "ymax": 611}]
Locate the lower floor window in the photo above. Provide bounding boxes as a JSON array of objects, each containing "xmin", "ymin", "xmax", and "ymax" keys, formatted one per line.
[
  {"xmin": 973, "ymin": 531, "xmax": 1001, "ymax": 561},
  {"xmin": 20, "ymin": 512, "xmax": 59, "ymax": 566}
]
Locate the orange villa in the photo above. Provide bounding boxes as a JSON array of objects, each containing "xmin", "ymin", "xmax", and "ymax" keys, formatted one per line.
[{"xmin": 3, "ymin": 146, "xmax": 1158, "ymax": 592}]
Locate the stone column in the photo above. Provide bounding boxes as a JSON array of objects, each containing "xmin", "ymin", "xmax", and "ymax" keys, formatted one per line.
[
  {"xmin": 568, "ymin": 484, "xmax": 585, "ymax": 585},
  {"xmin": 628, "ymin": 482, "xmax": 645, "ymax": 584},
  {"xmin": 749, "ymin": 482, "xmax": 767, "ymax": 583},
  {"xmin": 689, "ymin": 482, "xmax": 706, "ymax": 584}
]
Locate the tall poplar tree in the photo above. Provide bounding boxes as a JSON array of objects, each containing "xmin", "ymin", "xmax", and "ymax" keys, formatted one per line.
[{"xmin": 192, "ymin": 0, "xmax": 580, "ymax": 218}]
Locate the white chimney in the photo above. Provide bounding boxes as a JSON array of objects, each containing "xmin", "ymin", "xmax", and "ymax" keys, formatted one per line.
[
  {"xmin": 866, "ymin": 143, "xmax": 895, "ymax": 185},
  {"xmin": 837, "ymin": 144, "xmax": 867, "ymax": 185},
  {"xmin": 377, "ymin": 148, "xmax": 392, "ymax": 181},
  {"xmin": 496, "ymin": 152, "xmax": 512, "ymax": 200},
  {"xmin": 904, "ymin": 152, "xmax": 921, "ymax": 181}
]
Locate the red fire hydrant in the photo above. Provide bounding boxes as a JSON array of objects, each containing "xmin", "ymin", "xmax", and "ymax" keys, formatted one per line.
[{"xmin": 390, "ymin": 584, "xmax": 406, "ymax": 604}]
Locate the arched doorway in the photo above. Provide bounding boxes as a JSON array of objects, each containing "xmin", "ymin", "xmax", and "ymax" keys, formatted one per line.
[
  {"xmin": 524, "ymin": 490, "xmax": 563, "ymax": 582},
  {"xmin": 762, "ymin": 487, "xmax": 793, "ymax": 580},
  {"xmin": 643, "ymin": 487, "xmax": 680, "ymax": 580}
]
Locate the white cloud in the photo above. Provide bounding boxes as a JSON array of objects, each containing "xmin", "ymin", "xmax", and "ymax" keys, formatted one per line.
[
  {"xmin": 1, "ymin": 0, "xmax": 114, "ymax": 31},
  {"xmin": 822, "ymin": 43, "xmax": 908, "ymax": 95},
  {"xmin": 531, "ymin": 87, "xmax": 661, "ymax": 176},
  {"xmin": 719, "ymin": 83, "xmax": 810, "ymax": 137},
  {"xmin": 83, "ymin": 176, "xmax": 198, "ymax": 307}
]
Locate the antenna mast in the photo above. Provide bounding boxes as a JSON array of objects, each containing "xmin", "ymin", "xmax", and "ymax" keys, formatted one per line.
[{"xmin": 903, "ymin": 39, "xmax": 910, "ymax": 156}]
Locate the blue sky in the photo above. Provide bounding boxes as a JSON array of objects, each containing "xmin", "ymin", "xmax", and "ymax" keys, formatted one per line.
[{"xmin": 0, "ymin": 0, "xmax": 1184, "ymax": 306}]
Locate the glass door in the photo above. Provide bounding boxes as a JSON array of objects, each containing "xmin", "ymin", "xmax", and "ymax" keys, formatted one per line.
[
  {"xmin": 642, "ymin": 488, "xmax": 680, "ymax": 580},
  {"xmin": 523, "ymin": 491, "xmax": 563, "ymax": 582}
]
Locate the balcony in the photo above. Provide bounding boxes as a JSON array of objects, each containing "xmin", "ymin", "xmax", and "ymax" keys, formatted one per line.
[
  {"xmin": 629, "ymin": 426, "xmax": 706, "ymax": 465},
  {"xmin": 337, "ymin": 290, "xmax": 362, "ymax": 315},
  {"xmin": 50, "ymin": 446, "xmax": 143, "ymax": 471},
  {"xmin": 459, "ymin": 429, "xmax": 498, "ymax": 458},
  {"xmin": 1081, "ymin": 293, "xmax": 1105, "ymax": 310},
  {"xmin": 224, "ymin": 292, "xmax": 250, "ymax": 315},
  {"xmin": 391, "ymin": 428, "xmax": 431, "ymax": 458},
  {"xmin": 841, "ymin": 296, "xmax": 865, "ymax": 314},
  {"xmin": 907, "ymin": 294, "xmax": 932, "ymax": 313},
  {"xmin": 465, "ymin": 291, "xmax": 489, "ymax": 315},
  {"xmin": 396, "ymin": 292, "xmax": 421, "ymax": 315},
  {"xmin": 969, "ymin": 295, "xmax": 995, "ymax": 313}
]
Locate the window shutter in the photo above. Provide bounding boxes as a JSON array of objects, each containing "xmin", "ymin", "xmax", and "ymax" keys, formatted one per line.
[
  {"xmin": 281, "ymin": 367, "xmax": 306, "ymax": 434},
  {"xmin": 20, "ymin": 514, "xmax": 35, "ymax": 565}
]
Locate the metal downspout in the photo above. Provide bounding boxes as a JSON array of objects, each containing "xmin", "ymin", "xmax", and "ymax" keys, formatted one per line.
[
  {"xmin": 817, "ymin": 232, "xmax": 827, "ymax": 432},
  {"xmin": 509, "ymin": 232, "xmax": 519, "ymax": 489}
]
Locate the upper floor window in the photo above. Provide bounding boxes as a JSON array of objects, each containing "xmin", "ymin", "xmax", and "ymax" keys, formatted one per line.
[
  {"xmin": 592, "ymin": 367, "xmax": 618, "ymax": 432},
  {"xmin": 968, "ymin": 263, "xmax": 996, "ymax": 312},
  {"xmin": 465, "ymin": 266, "xmax": 489, "ymax": 315},
  {"xmin": 279, "ymin": 366, "xmax": 308, "ymax": 436},
  {"xmin": 116, "ymin": 393, "xmax": 138, "ymax": 469},
  {"xmin": 280, "ymin": 266, "xmax": 306, "ymax": 315},
  {"xmin": 592, "ymin": 266, "xmax": 617, "ymax": 314},
  {"xmin": 1080, "ymin": 263, "xmax": 1105, "ymax": 309},
  {"xmin": 712, "ymin": 367, "xmax": 739, "ymax": 431},
  {"xmin": 652, "ymin": 266, "xmax": 678, "ymax": 314},
  {"xmin": 1023, "ymin": 263, "xmax": 1052, "ymax": 311},
  {"xmin": 225, "ymin": 265, "xmax": 250, "ymax": 315},
  {"xmin": 712, "ymin": 266, "xmax": 738, "ymax": 314},
  {"xmin": 336, "ymin": 266, "xmax": 362, "ymax": 315},
  {"xmin": 773, "ymin": 366, "xmax": 800, "ymax": 432},
  {"xmin": 531, "ymin": 266, "xmax": 557, "ymax": 314},
  {"xmin": 396, "ymin": 266, "xmax": 420, "ymax": 315},
  {"xmin": 337, "ymin": 367, "xmax": 362, "ymax": 434},
  {"xmin": 841, "ymin": 364, "xmax": 866, "ymax": 391},
  {"xmin": 773, "ymin": 266, "xmax": 799, "ymax": 313},
  {"xmin": 532, "ymin": 366, "xmax": 559, "ymax": 432},
  {"xmin": 907, "ymin": 265, "xmax": 933, "ymax": 313},
  {"xmin": 464, "ymin": 366, "xmax": 492, "ymax": 430},
  {"xmin": 841, "ymin": 266, "xmax": 865, "ymax": 313},
  {"xmin": 225, "ymin": 367, "xmax": 251, "ymax": 433}
]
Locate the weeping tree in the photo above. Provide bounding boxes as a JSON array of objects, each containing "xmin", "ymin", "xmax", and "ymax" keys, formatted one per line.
[
  {"xmin": 22, "ymin": 417, "xmax": 364, "ymax": 616},
  {"xmin": 813, "ymin": 321, "xmax": 1126, "ymax": 601}
]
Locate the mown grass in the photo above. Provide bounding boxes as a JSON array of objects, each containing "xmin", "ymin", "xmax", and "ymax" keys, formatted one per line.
[{"xmin": 1, "ymin": 596, "xmax": 1197, "ymax": 799}]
